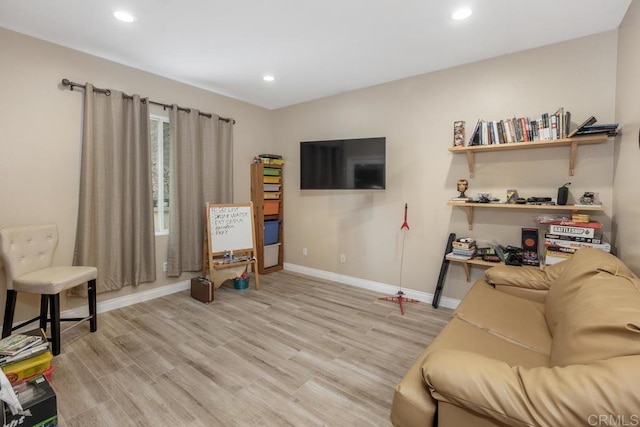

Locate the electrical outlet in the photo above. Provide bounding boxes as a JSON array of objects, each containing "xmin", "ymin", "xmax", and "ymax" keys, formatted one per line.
[
  {"xmin": 303, "ymin": 247, "xmax": 308, "ymax": 256},
  {"xmin": 163, "ymin": 261, "xmax": 168, "ymax": 272},
  {"xmin": 340, "ymin": 254, "xmax": 346, "ymax": 263}
]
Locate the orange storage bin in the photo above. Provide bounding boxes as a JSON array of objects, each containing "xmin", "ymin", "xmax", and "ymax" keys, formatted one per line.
[{"xmin": 264, "ymin": 200, "xmax": 280, "ymax": 215}]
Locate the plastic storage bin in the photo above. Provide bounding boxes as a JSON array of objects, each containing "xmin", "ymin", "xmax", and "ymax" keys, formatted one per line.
[
  {"xmin": 264, "ymin": 243, "xmax": 281, "ymax": 268},
  {"xmin": 2, "ymin": 351, "xmax": 53, "ymax": 384},
  {"xmin": 263, "ymin": 184, "xmax": 280, "ymax": 192},
  {"xmin": 264, "ymin": 200, "xmax": 280, "ymax": 215},
  {"xmin": 263, "ymin": 168, "xmax": 281, "ymax": 176},
  {"xmin": 264, "ymin": 220, "xmax": 280, "ymax": 245},
  {"xmin": 263, "ymin": 176, "xmax": 280, "ymax": 184}
]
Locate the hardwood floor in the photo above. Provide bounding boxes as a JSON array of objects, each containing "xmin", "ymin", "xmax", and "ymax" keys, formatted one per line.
[{"xmin": 51, "ymin": 271, "xmax": 452, "ymax": 426}]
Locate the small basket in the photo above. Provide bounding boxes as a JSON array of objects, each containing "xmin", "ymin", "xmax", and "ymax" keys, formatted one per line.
[{"xmin": 233, "ymin": 277, "xmax": 249, "ymax": 290}]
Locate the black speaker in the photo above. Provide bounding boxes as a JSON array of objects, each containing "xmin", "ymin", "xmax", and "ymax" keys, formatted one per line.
[
  {"xmin": 521, "ymin": 227, "xmax": 540, "ymax": 266},
  {"xmin": 557, "ymin": 182, "xmax": 570, "ymax": 205}
]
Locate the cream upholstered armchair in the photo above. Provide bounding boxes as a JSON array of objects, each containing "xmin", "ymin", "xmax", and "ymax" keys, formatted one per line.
[{"xmin": 0, "ymin": 224, "xmax": 97, "ymax": 355}]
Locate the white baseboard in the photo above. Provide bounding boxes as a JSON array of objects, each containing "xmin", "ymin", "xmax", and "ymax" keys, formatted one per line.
[
  {"xmin": 9, "ymin": 264, "xmax": 459, "ymax": 332},
  {"xmin": 283, "ymin": 263, "xmax": 460, "ymax": 310},
  {"xmin": 60, "ymin": 280, "xmax": 191, "ymax": 319}
]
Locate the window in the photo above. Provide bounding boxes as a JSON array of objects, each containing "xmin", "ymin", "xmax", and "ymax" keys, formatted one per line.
[{"xmin": 150, "ymin": 115, "xmax": 170, "ymax": 234}]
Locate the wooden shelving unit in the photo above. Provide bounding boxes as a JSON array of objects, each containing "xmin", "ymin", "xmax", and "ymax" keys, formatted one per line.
[
  {"xmin": 251, "ymin": 162, "xmax": 284, "ymax": 274},
  {"xmin": 448, "ymin": 134, "xmax": 608, "ymax": 177},
  {"xmin": 447, "ymin": 201, "xmax": 604, "ymax": 230}
]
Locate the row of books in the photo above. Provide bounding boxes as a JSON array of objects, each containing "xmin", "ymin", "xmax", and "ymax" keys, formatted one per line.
[
  {"xmin": 465, "ymin": 111, "xmax": 619, "ymax": 146},
  {"xmin": 544, "ymin": 219, "xmax": 609, "ymax": 265},
  {"xmin": 467, "ymin": 107, "xmax": 571, "ymax": 146}
]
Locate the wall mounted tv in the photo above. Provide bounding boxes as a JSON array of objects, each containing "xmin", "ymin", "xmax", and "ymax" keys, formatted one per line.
[{"xmin": 300, "ymin": 137, "xmax": 386, "ymax": 190}]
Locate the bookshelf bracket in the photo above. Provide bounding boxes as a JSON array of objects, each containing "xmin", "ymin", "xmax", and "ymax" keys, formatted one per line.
[{"xmin": 465, "ymin": 151, "xmax": 475, "ymax": 178}]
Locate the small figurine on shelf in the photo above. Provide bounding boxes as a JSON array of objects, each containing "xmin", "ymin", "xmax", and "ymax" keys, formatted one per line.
[
  {"xmin": 457, "ymin": 179, "xmax": 469, "ymax": 198},
  {"xmin": 579, "ymin": 192, "xmax": 601, "ymax": 205},
  {"xmin": 450, "ymin": 179, "xmax": 470, "ymax": 203}
]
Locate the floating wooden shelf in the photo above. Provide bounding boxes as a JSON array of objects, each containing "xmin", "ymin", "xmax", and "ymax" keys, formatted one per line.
[
  {"xmin": 448, "ymin": 134, "xmax": 608, "ymax": 177},
  {"xmin": 446, "ymin": 256, "xmax": 503, "ymax": 282},
  {"xmin": 446, "ymin": 256, "xmax": 540, "ymax": 282},
  {"xmin": 447, "ymin": 201, "xmax": 605, "ymax": 230}
]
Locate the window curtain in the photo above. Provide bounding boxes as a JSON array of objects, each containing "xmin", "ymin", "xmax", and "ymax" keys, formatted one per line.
[
  {"xmin": 167, "ymin": 107, "xmax": 233, "ymax": 277},
  {"xmin": 73, "ymin": 84, "xmax": 156, "ymax": 292}
]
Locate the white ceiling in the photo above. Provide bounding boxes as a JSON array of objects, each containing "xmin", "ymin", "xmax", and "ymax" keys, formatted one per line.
[{"xmin": 0, "ymin": 0, "xmax": 631, "ymax": 110}]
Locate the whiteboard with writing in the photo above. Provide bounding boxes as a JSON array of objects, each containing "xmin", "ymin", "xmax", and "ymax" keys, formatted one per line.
[{"xmin": 207, "ymin": 203, "xmax": 255, "ymax": 253}]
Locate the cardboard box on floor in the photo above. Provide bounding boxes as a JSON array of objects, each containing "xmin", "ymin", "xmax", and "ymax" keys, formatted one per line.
[{"xmin": 3, "ymin": 375, "xmax": 57, "ymax": 427}]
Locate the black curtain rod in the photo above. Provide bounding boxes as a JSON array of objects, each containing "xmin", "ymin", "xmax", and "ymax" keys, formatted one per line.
[{"xmin": 61, "ymin": 79, "xmax": 235, "ymax": 124}]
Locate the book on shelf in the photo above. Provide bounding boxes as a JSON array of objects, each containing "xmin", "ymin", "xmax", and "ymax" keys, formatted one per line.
[
  {"xmin": 452, "ymin": 247, "xmax": 476, "ymax": 256},
  {"xmin": 544, "ymin": 237, "xmax": 610, "ymax": 252},
  {"xmin": 545, "ymin": 233, "xmax": 603, "ymax": 244},
  {"xmin": 546, "ymin": 219, "xmax": 602, "ymax": 229},
  {"xmin": 446, "ymin": 251, "xmax": 473, "ymax": 261},
  {"xmin": 548, "ymin": 224, "xmax": 601, "ymax": 239},
  {"xmin": 545, "ymin": 247, "xmax": 577, "ymax": 265},
  {"xmin": 574, "ymin": 124, "xmax": 619, "ymax": 137},
  {"xmin": 567, "ymin": 115, "xmax": 597, "ymax": 138},
  {"xmin": 452, "ymin": 240, "xmax": 476, "ymax": 249}
]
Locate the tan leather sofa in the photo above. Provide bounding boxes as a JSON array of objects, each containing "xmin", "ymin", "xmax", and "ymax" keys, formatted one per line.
[{"xmin": 391, "ymin": 248, "xmax": 640, "ymax": 427}]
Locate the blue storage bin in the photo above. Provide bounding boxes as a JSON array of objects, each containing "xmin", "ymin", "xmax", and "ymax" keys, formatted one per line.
[{"xmin": 264, "ymin": 220, "xmax": 280, "ymax": 245}]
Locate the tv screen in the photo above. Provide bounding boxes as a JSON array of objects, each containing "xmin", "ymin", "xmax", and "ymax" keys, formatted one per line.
[{"xmin": 300, "ymin": 137, "xmax": 386, "ymax": 190}]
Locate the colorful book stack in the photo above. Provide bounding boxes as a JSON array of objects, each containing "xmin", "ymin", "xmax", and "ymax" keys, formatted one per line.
[
  {"xmin": 466, "ymin": 107, "xmax": 571, "ymax": 146},
  {"xmin": 544, "ymin": 217, "xmax": 609, "ymax": 265},
  {"xmin": 0, "ymin": 328, "xmax": 53, "ymax": 385},
  {"xmin": 447, "ymin": 238, "xmax": 477, "ymax": 260}
]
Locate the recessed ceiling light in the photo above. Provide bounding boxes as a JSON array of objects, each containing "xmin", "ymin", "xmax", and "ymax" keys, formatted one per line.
[
  {"xmin": 451, "ymin": 8, "xmax": 472, "ymax": 20},
  {"xmin": 263, "ymin": 75, "xmax": 275, "ymax": 82},
  {"xmin": 113, "ymin": 10, "xmax": 137, "ymax": 23}
]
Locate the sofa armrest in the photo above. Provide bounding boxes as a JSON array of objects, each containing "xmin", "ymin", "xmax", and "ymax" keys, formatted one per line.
[
  {"xmin": 484, "ymin": 261, "xmax": 567, "ymax": 291},
  {"xmin": 423, "ymin": 350, "xmax": 640, "ymax": 427}
]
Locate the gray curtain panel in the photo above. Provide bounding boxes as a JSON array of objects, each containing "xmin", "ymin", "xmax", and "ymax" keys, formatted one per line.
[
  {"xmin": 167, "ymin": 107, "xmax": 233, "ymax": 277},
  {"xmin": 74, "ymin": 83, "xmax": 156, "ymax": 292}
]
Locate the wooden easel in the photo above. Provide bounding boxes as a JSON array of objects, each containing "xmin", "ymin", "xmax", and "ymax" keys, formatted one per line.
[{"xmin": 203, "ymin": 202, "xmax": 260, "ymax": 293}]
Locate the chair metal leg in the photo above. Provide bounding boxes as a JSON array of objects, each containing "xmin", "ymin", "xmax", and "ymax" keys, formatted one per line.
[
  {"xmin": 88, "ymin": 279, "xmax": 97, "ymax": 332},
  {"xmin": 49, "ymin": 294, "xmax": 61, "ymax": 356},
  {"xmin": 39, "ymin": 295, "xmax": 49, "ymax": 332},
  {"xmin": 2, "ymin": 290, "xmax": 17, "ymax": 338}
]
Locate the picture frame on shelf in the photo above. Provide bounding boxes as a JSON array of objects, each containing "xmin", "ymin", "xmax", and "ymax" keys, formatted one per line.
[{"xmin": 453, "ymin": 120, "xmax": 465, "ymax": 147}]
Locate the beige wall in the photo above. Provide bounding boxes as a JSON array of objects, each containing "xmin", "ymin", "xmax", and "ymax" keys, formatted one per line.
[
  {"xmin": 0, "ymin": 29, "xmax": 274, "ymax": 318},
  {"xmin": 0, "ymin": 25, "xmax": 627, "ymax": 313},
  {"xmin": 274, "ymin": 31, "xmax": 618, "ymax": 300},
  {"xmin": 614, "ymin": 1, "xmax": 640, "ymax": 273}
]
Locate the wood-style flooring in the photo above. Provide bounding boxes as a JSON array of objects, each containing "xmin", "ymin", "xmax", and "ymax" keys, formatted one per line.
[{"xmin": 51, "ymin": 271, "xmax": 452, "ymax": 426}]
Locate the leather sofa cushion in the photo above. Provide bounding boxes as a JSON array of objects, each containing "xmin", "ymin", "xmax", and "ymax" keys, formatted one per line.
[
  {"xmin": 392, "ymin": 316, "xmax": 548, "ymax": 427},
  {"xmin": 454, "ymin": 281, "xmax": 551, "ymax": 355},
  {"xmin": 545, "ymin": 248, "xmax": 636, "ymax": 335},
  {"xmin": 550, "ymin": 272, "xmax": 640, "ymax": 366},
  {"xmin": 485, "ymin": 262, "xmax": 567, "ymax": 291}
]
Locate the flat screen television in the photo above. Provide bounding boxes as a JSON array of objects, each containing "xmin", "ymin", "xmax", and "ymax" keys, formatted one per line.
[{"xmin": 300, "ymin": 137, "xmax": 386, "ymax": 190}]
